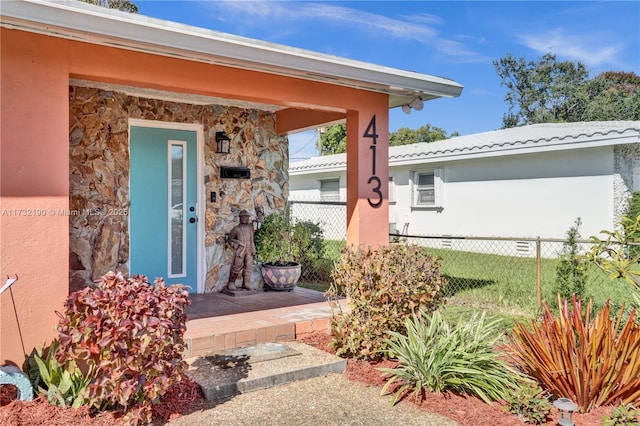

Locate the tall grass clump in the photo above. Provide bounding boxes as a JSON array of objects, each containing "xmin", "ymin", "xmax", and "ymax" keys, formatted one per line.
[
  {"xmin": 327, "ymin": 244, "xmax": 446, "ymax": 360},
  {"xmin": 379, "ymin": 309, "xmax": 525, "ymax": 406}
]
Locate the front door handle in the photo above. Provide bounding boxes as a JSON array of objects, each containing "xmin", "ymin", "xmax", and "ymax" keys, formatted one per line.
[{"xmin": 189, "ymin": 217, "xmax": 197, "ymax": 224}]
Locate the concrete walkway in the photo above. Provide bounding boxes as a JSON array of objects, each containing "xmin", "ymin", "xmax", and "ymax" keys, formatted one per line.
[{"xmin": 167, "ymin": 373, "xmax": 460, "ymax": 426}]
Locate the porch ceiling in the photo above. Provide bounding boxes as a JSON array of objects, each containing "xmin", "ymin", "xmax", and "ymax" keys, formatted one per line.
[{"xmin": 1, "ymin": 0, "xmax": 463, "ymax": 110}]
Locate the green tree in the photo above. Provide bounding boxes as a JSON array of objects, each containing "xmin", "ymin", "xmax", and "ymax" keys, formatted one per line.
[
  {"xmin": 390, "ymin": 124, "xmax": 458, "ymax": 146},
  {"xmin": 494, "ymin": 53, "xmax": 589, "ymax": 127},
  {"xmin": 319, "ymin": 123, "xmax": 457, "ymax": 155},
  {"xmin": 580, "ymin": 71, "xmax": 640, "ymax": 121},
  {"xmin": 80, "ymin": 0, "xmax": 138, "ymax": 13},
  {"xmin": 319, "ymin": 124, "xmax": 347, "ymax": 155},
  {"xmin": 494, "ymin": 54, "xmax": 639, "ymax": 127}
]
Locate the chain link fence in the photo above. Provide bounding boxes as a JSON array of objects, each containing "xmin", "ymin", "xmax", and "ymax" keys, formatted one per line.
[
  {"xmin": 288, "ymin": 200, "xmax": 346, "ymax": 282},
  {"xmin": 394, "ymin": 234, "xmax": 634, "ymax": 315},
  {"xmin": 289, "ymin": 200, "xmax": 635, "ymax": 316}
]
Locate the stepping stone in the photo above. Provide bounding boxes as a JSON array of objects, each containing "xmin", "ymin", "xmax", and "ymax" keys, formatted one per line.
[{"xmin": 185, "ymin": 342, "xmax": 346, "ymax": 401}]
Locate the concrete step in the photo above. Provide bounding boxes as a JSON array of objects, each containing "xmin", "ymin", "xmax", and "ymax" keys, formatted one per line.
[{"xmin": 185, "ymin": 341, "xmax": 346, "ymax": 401}]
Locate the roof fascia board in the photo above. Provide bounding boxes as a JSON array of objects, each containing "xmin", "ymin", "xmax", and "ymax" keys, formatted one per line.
[{"xmin": 1, "ymin": 0, "xmax": 463, "ymax": 102}]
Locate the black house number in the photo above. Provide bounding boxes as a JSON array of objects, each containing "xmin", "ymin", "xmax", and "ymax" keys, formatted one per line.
[{"xmin": 365, "ymin": 115, "xmax": 382, "ymax": 208}]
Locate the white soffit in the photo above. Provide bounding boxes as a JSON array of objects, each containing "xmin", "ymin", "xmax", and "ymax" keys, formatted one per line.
[{"xmin": 0, "ymin": 0, "xmax": 463, "ymax": 108}]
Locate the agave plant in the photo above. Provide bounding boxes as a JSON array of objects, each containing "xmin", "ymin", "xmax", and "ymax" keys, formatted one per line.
[
  {"xmin": 509, "ymin": 295, "xmax": 640, "ymax": 413},
  {"xmin": 379, "ymin": 309, "xmax": 524, "ymax": 406}
]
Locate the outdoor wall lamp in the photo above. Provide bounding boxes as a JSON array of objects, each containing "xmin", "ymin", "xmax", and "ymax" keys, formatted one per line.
[
  {"xmin": 253, "ymin": 206, "xmax": 264, "ymax": 231},
  {"xmin": 553, "ymin": 398, "xmax": 578, "ymax": 426},
  {"xmin": 401, "ymin": 97, "xmax": 424, "ymax": 114},
  {"xmin": 215, "ymin": 131, "xmax": 231, "ymax": 154}
]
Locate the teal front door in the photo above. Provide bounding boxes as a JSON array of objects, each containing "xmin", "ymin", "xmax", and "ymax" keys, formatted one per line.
[{"xmin": 130, "ymin": 126, "xmax": 198, "ymax": 291}]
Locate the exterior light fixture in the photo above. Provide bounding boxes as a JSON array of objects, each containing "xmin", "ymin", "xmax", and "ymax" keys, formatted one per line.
[
  {"xmin": 409, "ymin": 97, "xmax": 424, "ymax": 111},
  {"xmin": 402, "ymin": 97, "xmax": 424, "ymax": 114},
  {"xmin": 215, "ymin": 131, "xmax": 231, "ymax": 154},
  {"xmin": 553, "ymin": 398, "xmax": 578, "ymax": 426}
]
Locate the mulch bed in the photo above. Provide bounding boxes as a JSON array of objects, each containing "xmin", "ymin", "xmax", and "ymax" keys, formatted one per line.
[
  {"xmin": 0, "ymin": 374, "xmax": 204, "ymax": 425},
  {"xmin": 1, "ymin": 332, "xmax": 615, "ymax": 425},
  {"xmin": 295, "ymin": 331, "xmax": 613, "ymax": 426}
]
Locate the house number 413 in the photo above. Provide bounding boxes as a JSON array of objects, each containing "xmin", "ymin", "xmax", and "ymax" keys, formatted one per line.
[{"xmin": 365, "ymin": 115, "xmax": 382, "ymax": 208}]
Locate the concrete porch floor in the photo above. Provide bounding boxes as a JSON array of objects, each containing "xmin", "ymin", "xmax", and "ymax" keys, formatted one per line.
[{"xmin": 183, "ymin": 287, "xmax": 346, "ymax": 358}]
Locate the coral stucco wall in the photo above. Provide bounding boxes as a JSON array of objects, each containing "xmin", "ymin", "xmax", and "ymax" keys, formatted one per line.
[{"xmin": 0, "ymin": 31, "xmax": 70, "ymax": 365}]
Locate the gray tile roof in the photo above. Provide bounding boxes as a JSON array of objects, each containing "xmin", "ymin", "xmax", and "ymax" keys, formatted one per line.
[{"xmin": 289, "ymin": 121, "xmax": 640, "ymax": 173}]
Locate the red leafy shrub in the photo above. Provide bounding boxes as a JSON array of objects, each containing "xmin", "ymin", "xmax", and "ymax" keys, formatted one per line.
[
  {"xmin": 327, "ymin": 244, "xmax": 446, "ymax": 360},
  {"xmin": 55, "ymin": 271, "xmax": 190, "ymax": 423}
]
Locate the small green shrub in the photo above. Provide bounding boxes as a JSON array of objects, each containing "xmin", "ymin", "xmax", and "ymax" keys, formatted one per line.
[
  {"xmin": 291, "ymin": 220, "xmax": 326, "ymax": 280},
  {"xmin": 379, "ymin": 309, "xmax": 524, "ymax": 406},
  {"xmin": 554, "ymin": 218, "xmax": 588, "ymax": 300},
  {"xmin": 255, "ymin": 212, "xmax": 292, "ymax": 265},
  {"xmin": 255, "ymin": 212, "xmax": 325, "ymax": 270},
  {"xmin": 603, "ymin": 404, "xmax": 640, "ymax": 426},
  {"xmin": 505, "ymin": 382, "xmax": 552, "ymax": 424},
  {"xmin": 55, "ymin": 271, "xmax": 190, "ymax": 423},
  {"xmin": 587, "ymin": 215, "xmax": 640, "ymax": 289},
  {"xmin": 23, "ymin": 340, "xmax": 91, "ymax": 408},
  {"xmin": 327, "ymin": 244, "xmax": 446, "ymax": 360}
]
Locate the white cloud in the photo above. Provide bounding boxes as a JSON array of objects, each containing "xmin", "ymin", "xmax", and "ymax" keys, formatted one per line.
[
  {"xmin": 205, "ymin": 1, "xmax": 485, "ymax": 63},
  {"xmin": 518, "ymin": 28, "xmax": 623, "ymax": 68}
]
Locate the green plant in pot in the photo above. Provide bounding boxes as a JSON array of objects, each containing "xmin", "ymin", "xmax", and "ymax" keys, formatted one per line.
[{"xmin": 255, "ymin": 210, "xmax": 302, "ymax": 291}]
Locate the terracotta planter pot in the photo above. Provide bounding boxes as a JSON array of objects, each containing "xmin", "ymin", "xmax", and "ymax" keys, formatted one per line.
[{"xmin": 260, "ymin": 262, "xmax": 301, "ymax": 291}]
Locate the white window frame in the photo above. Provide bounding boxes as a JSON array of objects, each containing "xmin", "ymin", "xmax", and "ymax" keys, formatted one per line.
[
  {"xmin": 388, "ymin": 175, "xmax": 396, "ymax": 204},
  {"xmin": 411, "ymin": 168, "xmax": 443, "ymax": 208},
  {"xmin": 167, "ymin": 140, "xmax": 187, "ymax": 279},
  {"xmin": 320, "ymin": 178, "xmax": 340, "ymax": 201}
]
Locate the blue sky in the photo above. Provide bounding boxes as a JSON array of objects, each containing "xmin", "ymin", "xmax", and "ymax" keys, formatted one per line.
[{"xmin": 136, "ymin": 1, "xmax": 640, "ymax": 160}]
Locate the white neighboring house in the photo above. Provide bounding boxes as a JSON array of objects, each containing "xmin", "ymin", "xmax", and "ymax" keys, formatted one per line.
[{"xmin": 289, "ymin": 121, "xmax": 640, "ymax": 244}]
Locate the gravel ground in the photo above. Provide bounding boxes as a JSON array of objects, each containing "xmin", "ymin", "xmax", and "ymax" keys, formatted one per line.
[{"xmin": 167, "ymin": 374, "xmax": 459, "ymax": 426}]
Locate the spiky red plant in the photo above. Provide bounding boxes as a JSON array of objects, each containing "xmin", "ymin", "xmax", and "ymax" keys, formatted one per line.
[{"xmin": 508, "ymin": 295, "xmax": 640, "ymax": 413}]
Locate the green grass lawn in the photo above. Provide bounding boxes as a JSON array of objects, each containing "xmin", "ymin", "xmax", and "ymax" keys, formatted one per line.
[
  {"xmin": 426, "ymin": 248, "xmax": 635, "ymax": 317},
  {"xmin": 298, "ymin": 281, "xmax": 331, "ymax": 293},
  {"xmin": 299, "ymin": 242, "xmax": 638, "ymax": 333}
]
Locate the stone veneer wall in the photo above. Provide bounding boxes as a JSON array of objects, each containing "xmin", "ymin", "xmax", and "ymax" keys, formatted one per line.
[
  {"xmin": 69, "ymin": 86, "xmax": 288, "ymax": 293},
  {"xmin": 614, "ymin": 143, "xmax": 640, "ymax": 228}
]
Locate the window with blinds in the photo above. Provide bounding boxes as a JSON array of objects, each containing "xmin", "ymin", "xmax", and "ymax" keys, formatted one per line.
[
  {"xmin": 320, "ymin": 178, "xmax": 340, "ymax": 201},
  {"xmin": 412, "ymin": 169, "xmax": 443, "ymax": 208}
]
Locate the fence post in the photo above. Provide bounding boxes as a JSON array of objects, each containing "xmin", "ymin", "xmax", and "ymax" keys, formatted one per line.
[{"xmin": 536, "ymin": 237, "xmax": 542, "ymax": 309}]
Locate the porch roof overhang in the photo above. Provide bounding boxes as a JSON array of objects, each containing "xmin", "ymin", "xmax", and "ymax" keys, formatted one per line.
[{"xmin": 0, "ymin": 0, "xmax": 463, "ymax": 110}]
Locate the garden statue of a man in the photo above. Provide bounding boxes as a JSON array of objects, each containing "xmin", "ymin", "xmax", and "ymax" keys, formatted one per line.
[{"xmin": 226, "ymin": 209, "xmax": 256, "ymax": 291}]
